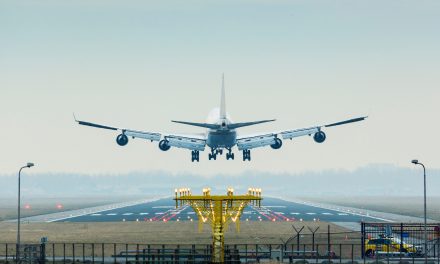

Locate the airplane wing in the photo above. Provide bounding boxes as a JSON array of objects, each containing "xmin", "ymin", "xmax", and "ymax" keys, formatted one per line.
[
  {"xmin": 236, "ymin": 116, "xmax": 367, "ymax": 151},
  {"xmin": 74, "ymin": 116, "xmax": 206, "ymax": 151}
]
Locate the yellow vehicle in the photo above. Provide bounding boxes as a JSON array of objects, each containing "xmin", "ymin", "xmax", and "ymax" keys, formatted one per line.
[{"xmin": 365, "ymin": 237, "xmax": 420, "ymax": 257}]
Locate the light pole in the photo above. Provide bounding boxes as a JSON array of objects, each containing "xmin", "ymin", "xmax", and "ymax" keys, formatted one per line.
[
  {"xmin": 411, "ymin": 159, "xmax": 427, "ymax": 263},
  {"xmin": 16, "ymin": 162, "xmax": 34, "ymax": 263}
]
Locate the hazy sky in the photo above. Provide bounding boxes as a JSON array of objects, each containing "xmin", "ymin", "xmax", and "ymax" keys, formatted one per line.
[{"xmin": 1, "ymin": 0, "xmax": 439, "ymax": 175}]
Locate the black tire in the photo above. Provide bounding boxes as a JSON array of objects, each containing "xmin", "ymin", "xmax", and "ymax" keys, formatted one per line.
[{"xmin": 365, "ymin": 250, "xmax": 374, "ymax": 258}]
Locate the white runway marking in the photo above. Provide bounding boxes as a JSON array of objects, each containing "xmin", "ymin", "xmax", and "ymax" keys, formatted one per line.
[
  {"xmin": 106, "ymin": 213, "xmax": 117, "ymax": 216},
  {"xmin": 155, "ymin": 212, "xmax": 164, "ymax": 215},
  {"xmin": 275, "ymin": 212, "xmax": 285, "ymax": 214},
  {"xmin": 322, "ymin": 212, "xmax": 333, "ymax": 215},
  {"xmin": 338, "ymin": 213, "xmax": 349, "ymax": 216},
  {"xmin": 122, "ymin": 213, "xmax": 133, "ymax": 216},
  {"xmin": 290, "ymin": 212, "xmax": 300, "ymax": 215},
  {"xmin": 187, "ymin": 212, "xmax": 195, "ymax": 214},
  {"xmin": 91, "ymin": 214, "xmax": 102, "ymax": 216},
  {"xmin": 139, "ymin": 213, "xmax": 149, "ymax": 215},
  {"xmin": 306, "ymin": 213, "xmax": 316, "ymax": 215},
  {"xmin": 153, "ymin": 206, "xmax": 174, "ymax": 209},
  {"xmin": 265, "ymin": 206, "xmax": 286, "ymax": 208}
]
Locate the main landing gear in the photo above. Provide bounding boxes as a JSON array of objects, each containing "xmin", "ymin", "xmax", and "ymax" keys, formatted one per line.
[
  {"xmin": 191, "ymin": 150, "xmax": 200, "ymax": 162},
  {"xmin": 209, "ymin": 148, "xmax": 234, "ymax": 161},
  {"xmin": 208, "ymin": 149, "xmax": 217, "ymax": 160},
  {"xmin": 242, "ymin": 149, "xmax": 251, "ymax": 161},
  {"xmin": 226, "ymin": 148, "xmax": 234, "ymax": 160}
]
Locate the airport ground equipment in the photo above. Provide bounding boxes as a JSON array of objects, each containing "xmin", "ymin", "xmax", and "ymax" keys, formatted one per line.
[{"xmin": 174, "ymin": 187, "xmax": 262, "ymax": 263}]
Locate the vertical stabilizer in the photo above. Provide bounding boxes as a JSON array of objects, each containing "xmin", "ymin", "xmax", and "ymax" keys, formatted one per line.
[{"xmin": 220, "ymin": 74, "xmax": 226, "ymax": 119}]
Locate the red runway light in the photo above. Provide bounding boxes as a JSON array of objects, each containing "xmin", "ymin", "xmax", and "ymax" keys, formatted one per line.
[
  {"xmin": 56, "ymin": 204, "xmax": 63, "ymax": 209},
  {"xmin": 24, "ymin": 204, "xmax": 31, "ymax": 209}
]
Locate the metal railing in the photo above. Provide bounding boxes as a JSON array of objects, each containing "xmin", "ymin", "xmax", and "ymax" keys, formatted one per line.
[{"xmin": 1, "ymin": 242, "xmax": 439, "ymax": 264}]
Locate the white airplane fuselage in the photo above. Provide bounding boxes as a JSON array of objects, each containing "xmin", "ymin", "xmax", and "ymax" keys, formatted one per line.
[{"xmin": 205, "ymin": 108, "xmax": 237, "ymax": 149}]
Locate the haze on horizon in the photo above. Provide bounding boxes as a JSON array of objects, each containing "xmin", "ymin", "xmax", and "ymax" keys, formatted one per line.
[{"xmin": 1, "ymin": 0, "xmax": 439, "ymax": 175}]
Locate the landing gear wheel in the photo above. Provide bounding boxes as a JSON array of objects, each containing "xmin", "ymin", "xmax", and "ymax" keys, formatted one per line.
[
  {"xmin": 208, "ymin": 153, "xmax": 217, "ymax": 161},
  {"xmin": 226, "ymin": 152, "xmax": 235, "ymax": 160},
  {"xmin": 191, "ymin": 151, "xmax": 200, "ymax": 162},
  {"xmin": 242, "ymin": 150, "xmax": 251, "ymax": 161}
]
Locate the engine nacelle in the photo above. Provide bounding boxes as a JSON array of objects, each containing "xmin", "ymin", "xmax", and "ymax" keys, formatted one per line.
[
  {"xmin": 270, "ymin": 138, "xmax": 283, "ymax": 149},
  {"xmin": 158, "ymin": 139, "xmax": 171, "ymax": 151},
  {"xmin": 116, "ymin": 134, "xmax": 129, "ymax": 146},
  {"xmin": 313, "ymin": 131, "xmax": 326, "ymax": 143}
]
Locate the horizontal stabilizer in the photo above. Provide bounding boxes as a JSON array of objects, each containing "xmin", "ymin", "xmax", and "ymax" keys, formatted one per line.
[
  {"xmin": 171, "ymin": 120, "xmax": 221, "ymax": 130},
  {"xmin": 325, "ymin": 116, "xmax": 368, "ymax": 128},
  {"xmin": 228, "ymin": 119, "xmax": 276, "ymax": 129}
]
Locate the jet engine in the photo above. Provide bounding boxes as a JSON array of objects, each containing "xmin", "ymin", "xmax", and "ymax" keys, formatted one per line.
[
  {"xmin": 158, "ymin": 140, "xmax": 171, "ymax": 151},
  {"xmin": 313, "ymin": 131, "xmax": 326, "ymax": 143},
  {"xmin": 270, "ymin": 138, "xmax": 283, "ymax": 149},
  {"xmin": 116, "ymin": 134, "xmax": 129, "ymax": 146}
]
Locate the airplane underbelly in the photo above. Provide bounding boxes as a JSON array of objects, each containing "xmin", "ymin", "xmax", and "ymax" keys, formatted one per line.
[{"xmin": 207, "ymin": 131, "xmax": 236, "ymax": 148}]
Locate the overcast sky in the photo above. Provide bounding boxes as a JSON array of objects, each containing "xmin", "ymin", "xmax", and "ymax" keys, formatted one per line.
[{"xmin": 1, "ymin": 0, "xmax": 439, "ymax": 175}]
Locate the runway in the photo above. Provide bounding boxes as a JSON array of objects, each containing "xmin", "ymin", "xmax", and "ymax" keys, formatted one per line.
[{"xmin": 54, "ymin": 197, "xmax": 386, "ymax": 223}]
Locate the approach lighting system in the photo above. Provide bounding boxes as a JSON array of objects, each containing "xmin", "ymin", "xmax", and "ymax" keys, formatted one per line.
[{"xmin": 174, "ymin": 187, "xmax": 262, "ymax": 263}]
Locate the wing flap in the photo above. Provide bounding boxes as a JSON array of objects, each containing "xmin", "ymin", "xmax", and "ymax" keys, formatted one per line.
[
  {"xmin": 165, "ymin": 135, "xmax": 206, "ymax": 151},
  {"xmin": 236, "ymin": 134, "xmax": 276, "ymax": 150},
  {"xmin": 125, "ymin": 130, "xmax": 161, "ymax": 141},
  {"xmin": 281, "ymin": 127, "xmax": 319, "ymax": 140}
]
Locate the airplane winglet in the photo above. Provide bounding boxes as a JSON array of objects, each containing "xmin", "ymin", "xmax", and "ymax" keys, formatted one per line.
[{"xmin": 73, "ymin": 113, "xmax": 78, "ymax": 122}]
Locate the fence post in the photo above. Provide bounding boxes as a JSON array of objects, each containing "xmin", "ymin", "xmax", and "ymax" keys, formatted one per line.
[
  {"xmin": 400, "ymin": 223, "xmax": 404, "ymax": 262},
  {"xmin": 92, "ymin": 243, "xmax": 95, "ymax": 264},
  {"xmin": 135, "ymin": 244, "xmax": 139, "ymax": 264},
  {"xmin": 361, "ymin": 222, "xmax": 365, "ymax": 259},
  {"xmin": 52, "ymin": 244, "xmax": 55, "ymax": 264},
  {"xmin": 40, "ymin": 242, "xmax": 46, "ymax": 264},
  {"xmin": 316, "ymin": 244, "xmax": 319, "ymax": 264},
  {"xmin": 303, "ymin": 244, "xmax": 306, "ymax": 262},
  {"xmin": 6, "ymin": 243, "xmax": 8, "ymax": 263},
  {"xmin": 63, "ymin": 243, "xmax": 66, "ymax": 264},
  {"xmin": 82, "ymin": 243, "xmax": 85, "ymax": 264},
  {"xmin": 101, "ymin": 243, "xmax": 104, "ymax": 264},
  {"xmin": 339, "ymin": 244, "xmax": 342, "ymax": 264},
  {"xmin": 351, "ymin": 244, "xmax": 354, "ymax": 263},
  {"xmin": 72, "ymin": 243, "xmax": 75, "ymax": 263},
  {"xmin": 125, "ymin": 244, "xmax": 128, "ymax": 263},
  {"xmin": 255, "ymin": 244, "xmax": 259, "ymax": 263},
  {"xmin": 245, "ymin": 244, "xmax": 248, "ymax": 263},
  {"xmin": 328, "ymin": 225, "xmax": 331, "ymax": 263},
  {"xmin": 113, "ymin": 244, "xmax": 116, "ymax": 264}
]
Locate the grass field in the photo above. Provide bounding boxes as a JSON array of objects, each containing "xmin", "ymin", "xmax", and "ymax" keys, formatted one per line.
[
  {"xmin": 302, "ymin": 196, "xmax": 440, "ymax": 221},
  {"xmin": 0, "ymin": 221, "xmax": 354, "ymax": 245},
  {"xmin": 0, "ymin": 196, "xmax": 146, "ymax": 221}
]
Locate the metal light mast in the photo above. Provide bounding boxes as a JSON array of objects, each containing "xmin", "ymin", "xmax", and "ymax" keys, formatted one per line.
[{"xmin": 174, "ymin": 187, "xmax": 262, "ymax": 263}]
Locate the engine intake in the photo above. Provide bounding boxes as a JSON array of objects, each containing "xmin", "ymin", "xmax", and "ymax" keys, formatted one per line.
[
  {"xmin": 313, "ymin": 131, "xmax": 326, "ymax": 143},
  {"xmin": 116, "ymin": 134, "xmax": 129, "ymax": 146},
  {"xmin": 270, "ymin": 138, "xmax": 283, "ymax": 149},
  {"xmin": 159, "ymin": 139, "xmax": 171, "ymax": 151}
]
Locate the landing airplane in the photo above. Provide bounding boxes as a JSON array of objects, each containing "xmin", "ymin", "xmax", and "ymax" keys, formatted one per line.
[{"xmin": 75, "ymin": 76, "xmax": 366, "ymax": 162}]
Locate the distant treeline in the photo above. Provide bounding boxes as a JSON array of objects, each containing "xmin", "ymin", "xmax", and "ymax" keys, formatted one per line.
[{"xmin": 0, "ymin": 164, "xmax": 438, "ymax": 198}]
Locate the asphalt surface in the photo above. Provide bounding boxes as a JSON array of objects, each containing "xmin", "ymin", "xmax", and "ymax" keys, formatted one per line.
[{"xmin": 54, "ymin": 197, "xmax": 386, "ymax": 223}]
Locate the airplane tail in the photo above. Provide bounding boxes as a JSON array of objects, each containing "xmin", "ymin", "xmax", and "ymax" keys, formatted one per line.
[{"xmin": 220, "ymin": 74, "xmax": 226, "ymax": 119}]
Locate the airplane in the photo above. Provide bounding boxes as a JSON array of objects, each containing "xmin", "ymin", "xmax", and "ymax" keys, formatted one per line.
[{"xmin": 75, "ymin": 76, "xmax": 367, "ymax": 162}]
